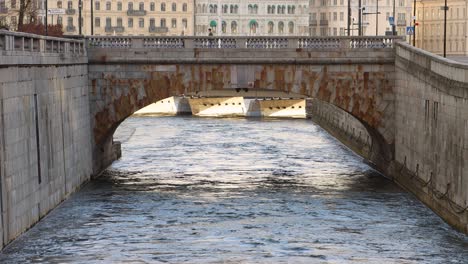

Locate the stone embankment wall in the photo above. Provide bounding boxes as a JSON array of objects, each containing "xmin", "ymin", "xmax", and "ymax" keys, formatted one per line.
[
  {"xmin": 0, "ymin": 31, "xmax": 92, "ymax": 248},
  {"xmin": 393, "ymin": 43, "xmax": 468, "ymax": 233},
  {"xmin": 306, "ymin": 99, "xmax": 373, "ymax": 163}
]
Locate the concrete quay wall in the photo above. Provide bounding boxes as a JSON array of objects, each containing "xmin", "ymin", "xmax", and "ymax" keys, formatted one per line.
[
  {"xmin": 0, "ymin": 31, "xmax": 92, "ymax": 248},
  {"xmin": 393, "ymin": 43, "xmax": 468, "ymax": 233}
]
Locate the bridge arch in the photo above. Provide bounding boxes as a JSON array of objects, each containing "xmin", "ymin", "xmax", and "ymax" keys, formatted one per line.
[{"xmin": 87, "ymin": 36, "xmax": 398, "ymax": 176}]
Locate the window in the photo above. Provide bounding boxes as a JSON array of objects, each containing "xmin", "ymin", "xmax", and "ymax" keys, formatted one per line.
[
  {"xmin": 105, "ymin": 17, "xmax": 111, "ymax": 27},
  {"xmin": 268, "ymin": 21, "xmax": 274, "ymax": 34},
  {"xmin": 150, "ymin": 18, "xmax": 155, "ymax": 27},
  {"xmin": 172, "ymin": 3, "xmax": 176, "ymax": 11},
  {"xmin": 222, "ymin": 21, "xmax": 226, "ymax": 33},
  {"xmin": 139, "ymin": 2, "xmax": 144, "ymax": 10},
  {"xmin": 128, "ymin": 2, "xmax": 133, "ymax": 10},
  {"xmin": 182, "ymin": 19, "xmax": 187, "ymax": 29},
  {"xmin": 288, "ymin": 21, "xmax": 294, "ymax": 34},
  {"xmin": 161, "ymin": 3, "xmax": 166, "ymax": 11},
  {"xmin": 171, "ymin": 18, "xmax": 177, "ymax": 28},
  {"xmin": 139, "ymin": 18, "xmax": 144, "ymax": 28},
  {"xmin": 150, "ymin": 3, "xmax": 155, "ymax": 11},
  {"xmin": 106, "ymin": 1, "xmax": 111, "ymax": 10},
  {"xmin": 340, "ymin": 12, "xmax": 344, "ymax": 21},
  {"xmin": 117, "ymin": 18, "xmax": 122, "ymax": 27},
  {"xmin": 67, "ymin": 1, "xmax": 72, "ymax": 9},
  {"xmin": 161, "ymin": 18, "xmax": 166, "ymax": 27},
  {"xmin": 231, "ymin": 21, "xmax": 237, "ymax": 33},
  {"xmin": 249, "ymin": 21, "xmax": 258, "ymax": 34},
  {"xmin": 56, "ymin": 1, "xmax": 61, "ymax": 8},
  {"xmin": 95, "ymin": 17, "xmax": 100, "ymax": 27},
  {"xmin": 117, "ymin": 2, "xmax": 122, "ymax": 11},
  {"xmin": 183, "ymin": 3, "xmax": 187, "ymax": 12},
  {"xmin": 57, "ymin": 16, "xmax": 63, "ymax": 25},
  {"xmin": 128, "ymin": 18, "xmax": 133, "ymax": 27},
  {"xmin": 10, "ymin": 16, "xmax": 17, "ymax": 26},
  {"xmin": 333, "ymin": 12, "xmax": 337, "ymax": 21},
  {"xmin": 278, "ymin": 21, "xmax": 284, "ymax": 33}
]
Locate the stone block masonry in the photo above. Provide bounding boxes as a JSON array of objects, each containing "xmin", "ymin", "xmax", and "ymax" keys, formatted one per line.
[
  {"xmin": 393, "ymin": 43, "xmax": 468, "ymax": 233},
  {"xmin": 0, "ymin": 31, "xmax": 92, "ymax": 248}
]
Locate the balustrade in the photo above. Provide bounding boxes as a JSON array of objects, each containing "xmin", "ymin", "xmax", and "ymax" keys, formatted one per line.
[
  {"xmin": 85, "ymin": 36, "xmax": 402, "ymax": 50},
  {"xmin": 0, "ymin": 30, "xmax": 85, "ymax": 55}
]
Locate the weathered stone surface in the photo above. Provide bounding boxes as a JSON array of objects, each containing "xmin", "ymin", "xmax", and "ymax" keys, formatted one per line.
[
  {"xmin": 0, "ymin": 32, "xmax": 91, "ymax": 249},
  {"xmin": 394, "ymin": 43, "xmax": 468, "ymax": 234}
]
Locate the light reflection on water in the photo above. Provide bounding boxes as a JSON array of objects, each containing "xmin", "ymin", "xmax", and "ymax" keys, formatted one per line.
[{"xmin": 0, "ymin": 116, "xmax": 467, "ymax": 263}]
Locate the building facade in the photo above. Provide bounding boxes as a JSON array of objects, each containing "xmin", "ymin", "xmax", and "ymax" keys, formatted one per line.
[
  {"xmin": 194, "ymin": 0, "xmax": 309, "ymax": 36},
  {"xmin": 309, "ymin": 0, "xmax": 413, "ymax": 37},
  {"xmin": 415, "ymin": 0, "xmax": 468, "ymax": 56},
  {"xmin": 0, "ymin": 0, "xmax": 194, "ymax": 36}
]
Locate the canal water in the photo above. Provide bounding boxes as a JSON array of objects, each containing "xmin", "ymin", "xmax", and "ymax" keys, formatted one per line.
[{"xmin": 0, "ymin": 116, "xmax": 467, "ymax": 263}]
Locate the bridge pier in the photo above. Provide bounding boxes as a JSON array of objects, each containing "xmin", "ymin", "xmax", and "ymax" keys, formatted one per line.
[{"xmin": 92, "ymin": 136, "xmax": 121, "ymax": 178}]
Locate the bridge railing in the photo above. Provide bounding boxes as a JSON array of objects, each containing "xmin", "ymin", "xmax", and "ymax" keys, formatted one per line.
[
  {"xmin": 86, "ymin": 36, "xmax": 404, "ymax": 49},
  {"xmin": 0, "ymin": 30, "xmax": 85, "ymax": 55}
]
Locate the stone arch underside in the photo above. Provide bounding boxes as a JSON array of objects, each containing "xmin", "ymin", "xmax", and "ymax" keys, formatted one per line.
[{"xmin": 89, "ymin": 63, "xmax": 395, "ymax": 176}]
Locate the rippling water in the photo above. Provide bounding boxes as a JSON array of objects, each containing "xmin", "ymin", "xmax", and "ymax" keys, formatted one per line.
[{"xmin": 0, "ymin": 116, "xmax": 467, "ymax": 263}]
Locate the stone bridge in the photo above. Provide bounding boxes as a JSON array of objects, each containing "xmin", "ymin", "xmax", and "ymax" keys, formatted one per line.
[
  {"xmin": 0, "ymin": 31, "xmax": 466, "ymax": 249},
  {"xmin": 87, "ymin": 36, "xmax": 399, "ymax": 178}
]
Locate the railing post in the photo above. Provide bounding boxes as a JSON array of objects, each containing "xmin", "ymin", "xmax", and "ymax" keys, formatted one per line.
[
  {"xmin": 131, "ymin": 38, "xmax": 143, "ymax": 48},
  {"xmin": 39, "ymin": 38, "xmax": 45, "ymax": 52},
  {"xmin": 236, "ymin": 37, "xmax": 247, "ymax": 48},
  {"xmin": 340, "ymin": 38, "xmax": 350, "ymax": 49},
  {"xmin": 184, "ymin": 38, "xmax": 194, "ymax": 48},
  {"xmin": 288, "ymin": 38, "xmax": 297, "ymax": 49}
]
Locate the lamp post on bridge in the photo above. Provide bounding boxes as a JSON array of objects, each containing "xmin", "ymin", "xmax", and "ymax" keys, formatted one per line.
[
  {"xmin": 441, "ymin": 0, "xmax": 448, "ymax": 57},
  {"xmin": 91, "ymin": 0, "xmax": 94, "ymax": 35},
  {"xmin": 78, "ymin": 0, "xmax": 82, "ymax": 35},
  {"xmin": 45, "ymin": 0, "xmax": 48, "ymax": 36},
  {"xmin": 363, "ymin": 1, "xmax": 381, "ymax": 36}
]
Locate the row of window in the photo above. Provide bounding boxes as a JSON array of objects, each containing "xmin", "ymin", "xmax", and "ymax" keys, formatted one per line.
[
  {"xmin": 59, "ymin": 1, "xmax": 188, "ymax": 12},
  {"xmin": 198, "ymin": 21, "xmax": 297, "ymax": 34},
  {"xmin": 196, "ymin": 4, "xmax": 307, "ymax": 15},
  {"xmin": 94, "ymin": 17, "xmax": 188, "ymax": 29},
  {"xmin": 309, "ymin": 11, "xmax": 407, "ymax": 22},
  {"xmin": 310, "ymin": 0, "xmax": 406, "ymax": 7}
]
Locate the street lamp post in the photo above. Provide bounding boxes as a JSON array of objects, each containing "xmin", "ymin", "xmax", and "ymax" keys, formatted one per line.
[
  {"xmin": 376, "ymin": 0, "xmax": 378, "ymax": 35},
  {"xmin": 91, "ymin": 0, "xmax": 94, "ymax": 35},
  {"xmin": 358, "ymin": 0, "xmax": 362, "ymax": 36},
  {"xmin": 78, "ymin": 0, "xmax": 82, "ymax": 35},
  {"xmin": 363, "ymin": 4, "xmax": 381, "ymax": 36},
  {"xmin": 413, "ymin": 0, "xmax": 416, "ymax": 46},
  {"xmin": 347, "ymin": 0, "xmax": 351, "ymax": 36},
  {"xmin": 45, "ymin": 0, "xmax": 48, "ymax": 36},
  {"xmin": 442, "ymin": 0, "xmax": 448, "ymax": 57},
  {"xmin": 392, "ymin": 0, "xmax": 396, "ymax": 35}
]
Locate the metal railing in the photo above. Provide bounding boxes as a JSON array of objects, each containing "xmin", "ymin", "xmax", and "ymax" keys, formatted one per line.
[
  {"xmin": 86, "ymin": 36, "xmax": 403, "ymax": 49},
  {"xmin": 0, "ymin": 30, "xmax": 85, "ymax": 55}
]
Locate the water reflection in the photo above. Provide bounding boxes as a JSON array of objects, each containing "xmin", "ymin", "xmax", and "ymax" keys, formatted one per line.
[{"xmin": 0, "ymin": 116, "xmax": 467, "ymax": 263}]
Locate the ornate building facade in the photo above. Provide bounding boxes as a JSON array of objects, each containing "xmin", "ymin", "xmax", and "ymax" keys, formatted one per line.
[
  {"xmin": 309, "ymin": 0, "xmax": 412, "ymax": 37},
  {"xmin": 0, "ymin": 0, "xmax": 194, "ymax": 36},
  {"xmin": 194, "ymin": 0, "xmax": 309, "ymax": 36}
]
